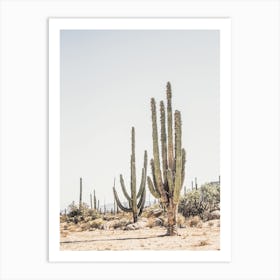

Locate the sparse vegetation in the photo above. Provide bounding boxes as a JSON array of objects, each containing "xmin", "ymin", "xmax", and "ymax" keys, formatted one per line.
[{"xmin": 59, "ymin": 82, "xmax": 220, "ymax": 250}]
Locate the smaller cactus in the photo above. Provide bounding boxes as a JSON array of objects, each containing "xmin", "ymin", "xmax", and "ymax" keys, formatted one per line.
[{"xmin": 113, "ymin": 127, "xmax": 147, "ymax": 223}]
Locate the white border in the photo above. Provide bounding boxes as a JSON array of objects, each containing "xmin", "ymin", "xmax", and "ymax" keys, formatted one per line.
[{"xmin": 49, "ymin": 18, "xmax": 231, "ymax": 262}]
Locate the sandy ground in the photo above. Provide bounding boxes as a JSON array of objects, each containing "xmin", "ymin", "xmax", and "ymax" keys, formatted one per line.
[{"xmin": 60, "ymin": 220, "xmax": 220, "ymax": 251}]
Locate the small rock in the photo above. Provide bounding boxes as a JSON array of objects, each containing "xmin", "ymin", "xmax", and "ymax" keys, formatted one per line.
[{"xmin": 154, "ymin": 218, "xmax": 163, "ymax": 226}]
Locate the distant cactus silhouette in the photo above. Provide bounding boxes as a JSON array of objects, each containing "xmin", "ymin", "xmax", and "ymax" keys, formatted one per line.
[
  {"xmin": 79, "ymin": 177, "xmax": 83, "ymax": 211},
  {"xmin": 113, "ymin": 127, "xmax": 147, "ymax": 223},
  {"xmin": 93, "ymin": 190, "xmax": 97, "ymax": 210}
]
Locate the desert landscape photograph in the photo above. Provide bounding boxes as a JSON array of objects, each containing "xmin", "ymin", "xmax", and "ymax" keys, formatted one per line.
[{"xmin": 59, "ymin": 29, "xmax": 221, "ymax": 251}]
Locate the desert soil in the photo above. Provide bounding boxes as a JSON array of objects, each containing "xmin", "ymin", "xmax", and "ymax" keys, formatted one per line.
[{"xmin": 60, "ymin": 220, "xmax": 220, "ymax": 251}]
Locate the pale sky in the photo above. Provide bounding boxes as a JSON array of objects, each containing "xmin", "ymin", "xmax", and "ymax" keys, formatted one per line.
[{"xmin": 60, "ymin": 30, "xmax": 220, "ymax": 210}]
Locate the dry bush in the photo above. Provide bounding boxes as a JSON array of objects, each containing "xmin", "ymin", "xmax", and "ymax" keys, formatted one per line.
[
  {"xmin": 177, "ymin": 213, "xmax": 186, "ymax": 228},
  {"xmin": 89, "ymin": 218, "xmax": 104, "ymax": 229},
  {"xmin": 208, "ymin": 221, "xmax": 214, "ymax": 227},
  {"xmin": 189, "ymin": 216, "xmax": 203, "ymax": 228},
  {"xmin": 60, "ymin": 230, "xmax": 68, "ymax": 237},
  {"xmin": 143, "ymin": 205, "xmax": 163, "ymax": 218},
  {"xmin": 113, "ymin": 218, "xmax": 130, "ymax": 229},
  {"xmin": 80, "ymin": 222, "xmax": 90, "ymax": 231},
  {"xmin": 68, "ymin": 225, "xmax": 78, "ymax": 232},
  {"xmin": 198, "ymin": 240, "xmax": 209, "ymax": 246},
  {"xmin": 60, "ymin": 215, "xmax": 67, "ymax": 223},
  {"xmin": 103, "ymin": 214, "xmax": 116, "ymax": 221},
  {"xmin": 147, "ymin": 217, "xmax": 155, "ymax": 228}
]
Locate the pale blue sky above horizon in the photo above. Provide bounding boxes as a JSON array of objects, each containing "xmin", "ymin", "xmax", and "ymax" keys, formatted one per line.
[{"xmin": 60, "ymin": 30, "xmax": 220, "ymax": 210}]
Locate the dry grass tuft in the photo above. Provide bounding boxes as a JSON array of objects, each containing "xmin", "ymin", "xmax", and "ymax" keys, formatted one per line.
[
  {"xmin": 198, "ymin": 240, "xmax": 210, "ymax": 246},
  {"xmin": 177, "ymin": 213, "xmax": 186, "ymax": 228},
  {"xmin": 208, "ymin": 221, "xmax": 214, "ymax": 227},
  {"xmin": 147, "ymin": 217, "xmax": 155, "ymax": 228},
  {"xmin": 89, "ymin": 218, "xmax": 104, "ymax": 229},
  {"xmin": 189, "ymin": 216, "xmax": 203, "ymax": 228}
]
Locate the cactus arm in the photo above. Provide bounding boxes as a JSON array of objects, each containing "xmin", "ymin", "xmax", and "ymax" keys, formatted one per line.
[
  {"xmin": 113, "ymin": 187, "xmax": 132, "ymax": 212},
  {"xmin": 120, "ymin": 174, "xmax": 132, "ymax": 204},
  {"xmin": 137, "ymin": 150, "xmax": 147, "ymax": 198},
  {"xmin": 137, "ymin": 167, "xmax": 145, "ymax": 199},
  {"xmin": 181, "ymin": 148, "xmax": 186, "ymax": 187},
  {"xmin": 166, "ymin": 82, "xmax": 174, "ymax": 171},
  {"xmin": 151, "ymin": 98, "xmax": 167, "ymax": 202},
  {"xmin": 137, "ymin": 186, "xmax": 146, "ymax": 209},
  {"xmin": 147, "ymin": 176, "xmax": 161, "ymax": 198},
  {"xmin": 150, "ymin": 159, "xmax": 162, "ymax": 195},
  {"xmin": 167, "ymin": 169, "xmax": 174, "ymax": 195},
  {"xmin": 138, "ymin": 188, "xmax": 146, "ymax": 216},
  {"xmin": 160, "ymin": 101, "xmax": 168, "ymax": 188},
  {"xmin": 173, "ymin": 111, "xmax": 183, "ymax": 203}
]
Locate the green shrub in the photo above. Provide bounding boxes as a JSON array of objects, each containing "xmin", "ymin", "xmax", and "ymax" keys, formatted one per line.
[
  {"xmin": 67, "ymin": 201, "xmax": 91, "ymax": 218},
  {"xmin": 179, "ymin": 182, "xmax": 220, "ymax": 219}
]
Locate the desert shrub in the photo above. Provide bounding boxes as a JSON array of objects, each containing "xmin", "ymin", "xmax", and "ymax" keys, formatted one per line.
[
  {"xmin": 67, "ymin": 202, "xmax": 81, "ymax": 217},
  {"xmin": 147, "ymin": 217, "xmax": 155, "ymax": 228},
  {"xmin": 189, "ymin": 216, "xmax": 202, "ymax": 228},
  {"xmin": 198, "ymin": 240, "xmax": 209, "ymax": 246},
  {"xmin": 67, "ymin": 201, "xmax": 95, "ymax": 219},
  {"xmin": 179, "ymin": 182, "xmax": 220, "ymax": 219},
  {"xmin": 177, "ymin": 213, "xmax": 186, "ymax": 228},
  {"xmin": 89, "ymin": 218, "xmax": 104, "ymax": 229},
  {"xmin": 61, "ymin": 223, "xmax": 68, "ymax": 230},
  {"xmin": 80, "ymin": 222, "xmax": 90, "ymax": 231},
  {"xmin": 113, "ymin": 218, "xmax": 130, "ymax": 229},
  {"xmin": 68, "ymin": 225, "xmax": 78, "ymax": 232},
  {"xmin": 200, "ymin": 183, "xmax": 220, "ymax": 212},
  {"xmin": 208, "ymin": 221, "xmax": 214, "ymax": 227},
  {"xmin": 60, "ymin": 215, "xmax": 67, "ymax": 223},
  {"xmin": 88, "ymin": 209, "xmax": 101, "ymax": 220},
  {"xmin": 179, "ymin": 190, "xmax": 204, "ymax": 217}
]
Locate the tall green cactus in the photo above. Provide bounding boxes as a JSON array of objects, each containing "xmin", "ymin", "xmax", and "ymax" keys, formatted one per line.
[
  {"xmin": 113, "ymin": 127, "xmax": 147, "ymax": 223},
  {"xmin": 148, "ymin": 82, "xmax": 186, "ymax": 235}
]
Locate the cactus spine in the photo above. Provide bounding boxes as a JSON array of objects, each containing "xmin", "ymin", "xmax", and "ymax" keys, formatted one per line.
[
  {"xmin": 148, "ymin": 82, "xmax": 186, "ymax": 235},
  {"xmin": 113, "ymin": 127, "xmax": 147, "ymax": 223}
]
